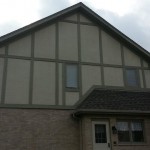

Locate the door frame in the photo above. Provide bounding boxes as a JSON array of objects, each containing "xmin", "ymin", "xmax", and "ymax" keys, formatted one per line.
[{"xmin": 92, "ymin": 120, "xmax": 111, "ymax": 150}]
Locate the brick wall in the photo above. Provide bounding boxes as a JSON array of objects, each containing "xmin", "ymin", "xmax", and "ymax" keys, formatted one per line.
[
  {"xmin": 0, "ymin": 108, "xmax": 80, "ymax": 150},
  {"xmin": 81, "ymin": 115, "xmax": 150, "ymax": 150},
  {"xmin": 1, "ymin": 109, "xmax": 149, "ymax": 150}
]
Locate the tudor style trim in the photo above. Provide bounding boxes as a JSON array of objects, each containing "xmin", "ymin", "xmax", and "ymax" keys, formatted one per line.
[{"xmin": 0, "ymin": 2, "xmax": 150, "ymax": 62}]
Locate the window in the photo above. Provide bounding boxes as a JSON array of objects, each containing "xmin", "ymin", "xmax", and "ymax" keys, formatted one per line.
[
  {"xmin": 117, "ymin": 121, "xmax": 130, "ymax": 142},
  {"xmin": 125, "ymin": 69, "xmax": 139, "ymax": 87},
  {"xmin": 117, "ymin": 120, "xmax": 144, "ymax": 143},
  {"xmin": 66, "ymin": 64, "xmax": 78, "ymax": 88},
  {"xmin": 95, "ymin": 124, "xmax": 107, "ymax": 143}
]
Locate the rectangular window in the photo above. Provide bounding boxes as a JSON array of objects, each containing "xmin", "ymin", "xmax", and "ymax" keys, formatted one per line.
[
  {"xmin": 117, "ymin": 121, "xmax": 130, "ymax": 142},
  {"xmin": 131, "ymin": 122, "xmax": 144, "ymax": 142},
  {"xmin": 117, "ymin": 120, "xmax": 144, "ymax": 143},
  {"xmin": 125, "ymin": 69, "xmax": 139, "ymax": 87},
  {"xmin": 66, "ymin": 64, "xmax": 78, "ymax": 88},
  {"xmin": 95, "ymin": 124, "xmax": 107, "ymax": 143}
]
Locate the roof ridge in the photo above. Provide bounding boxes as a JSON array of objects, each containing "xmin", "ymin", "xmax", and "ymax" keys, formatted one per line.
[{"xmin": 0, "ymin": 2, "xmax": 150, "ymax": 60}]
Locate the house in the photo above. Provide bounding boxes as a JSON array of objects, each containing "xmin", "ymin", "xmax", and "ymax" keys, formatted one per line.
[{"xmin": 0, "ymin": 2, "xmax": 150, "ymax": 150}]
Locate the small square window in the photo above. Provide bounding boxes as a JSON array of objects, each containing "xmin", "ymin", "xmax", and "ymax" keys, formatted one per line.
[
  {"xmin": 66, "ymin": 64, "xmax": 78, "ymax": 88},
  {"xmin": 125, "ymin": 69, "xmax": 139, "ymax": 87}
]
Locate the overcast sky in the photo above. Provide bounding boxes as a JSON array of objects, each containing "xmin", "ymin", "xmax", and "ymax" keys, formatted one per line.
[{"xmin": 0, "ymin": 0, "xmax": 150, "ymax": 52}]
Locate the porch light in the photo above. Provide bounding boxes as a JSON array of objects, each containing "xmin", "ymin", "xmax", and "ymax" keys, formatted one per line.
[{"xmin": 112, "ymin": 126, "xmax": 117, "ymax": 134}]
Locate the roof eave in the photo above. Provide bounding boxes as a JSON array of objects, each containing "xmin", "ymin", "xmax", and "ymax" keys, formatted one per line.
[
  {"xmin": 0, "ymin": 2, "xmax": 83, "ymax": 45},
  {"xmin": 73, "ymin": 109, "xmax": 150, "ymax": 117},
  {"xmin": 79, "ymin": 4, "xmax": 150, "ymax": 60},
  {"xmin": 0, "ymin": 2, "xmax": 149, "ymax": 60}
]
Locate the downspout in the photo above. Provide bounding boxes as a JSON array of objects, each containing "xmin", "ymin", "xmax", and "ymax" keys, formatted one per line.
[{"xmin": 72, "ymin": 112, "xmax": 83, "ymax": 150}]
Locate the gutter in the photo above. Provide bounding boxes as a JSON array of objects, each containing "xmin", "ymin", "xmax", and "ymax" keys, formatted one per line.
[{"xmin": 73, "ymin": 109, "xmax": 150, "ymax": 117}]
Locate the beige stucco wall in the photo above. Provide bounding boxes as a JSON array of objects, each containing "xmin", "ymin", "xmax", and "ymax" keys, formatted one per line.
[
  {"xmin": 144, "ymin": 70, "xmax": 150, "ymax": 88},
  {"xmin": 64, "ymin": 14, "xmax": 77, "ymax": 21},
  {"xmin": 80, "ymin": 14, "xmax": 92, "ymax": 23},
  {"xmin": 5, "ymin": 59, "xmax": 30, "ymax": 104},
  {"xmin": 65, "ymin": 92, "xmax": 79, "ymax": 105},
  {"xmin": 102, "ymin": 31, "xmax": 122, "ymax": 65},
  {"xmin": 81, "ymin": 25, "xmax": 100, "ymax": 63},
  {"xmin": 0, "ymin": 12, "xmax": 150, "ymax": 106},
  {"xmin": 104, "ymin": 67, "xmax": 124, "ymax": 86},
  {"xmin": 82, "ymin": 65, "xmax": 101, "ymax": 94},
  {"xmin": 0, "ymin": 47, "xmax": 5, "ymax": 54},
  {"xmin": 34, "ymin": 25, "xmax": 56, "ymax": 59},
  {"xmin": 32, "ymin": 61, "xmax": 56, "ymax": 105},
  {"xmin": 0, "ymin": 58, "xmax": 4, "ymax": 100},
  {"xmin": 139, "ymin": 70, "xmax": 144, "ymax": 88},
  {"xmin": 143, "ymin": 60, "xmax": 149, "ymax": 68},
  {"xmin": 124, "ymin": 46, "xmax": 141, "ymax": 66},
  {"xmin": 8, "ymin": 35, "xmax": 31, "ymax": 57},
  {"xmin": 58, "ymin": 63, "xmax": 63, "ymax": 105},
  {"xmin": 59, "ymin": 22, "xmax": 78, "ymax": 61}
]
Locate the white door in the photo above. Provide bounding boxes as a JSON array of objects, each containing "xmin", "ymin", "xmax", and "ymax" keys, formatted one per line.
[{"xmin": 92, "ymin": 121, "xmax": 111, "ymax": 150}]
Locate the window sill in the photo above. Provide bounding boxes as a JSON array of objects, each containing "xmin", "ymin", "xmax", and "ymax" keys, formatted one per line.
[
  {"xmin": 117, "ymin": 142, "xmax": 147, "ymax": 146},
  {"xmin": 65, "ymin": 87, "xmax": 79, "ymax": 92}
]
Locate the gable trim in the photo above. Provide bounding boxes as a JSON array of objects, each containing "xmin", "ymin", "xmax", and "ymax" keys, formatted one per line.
[{"xmin": 0, "ymin": 2, "xmax": 149, "ymax": 61}]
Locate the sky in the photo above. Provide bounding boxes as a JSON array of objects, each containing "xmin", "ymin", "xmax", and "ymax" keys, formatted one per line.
[{"xmin": 0, "ymin": 0, "xmax": 150, "ymax": 52}]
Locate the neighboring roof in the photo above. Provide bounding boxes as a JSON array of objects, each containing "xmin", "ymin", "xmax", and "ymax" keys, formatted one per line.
[
  {"xmin": 74, "ymin": 88, "xmax": 150, "ymax": 116},
  {"xmin": 0, "ymin": 2, "xmax": 150, "ymax": 61}
]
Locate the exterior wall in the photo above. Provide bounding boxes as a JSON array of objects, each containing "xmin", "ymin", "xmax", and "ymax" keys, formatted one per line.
[
  {"xmin": 64, "ymin": 14, "xmax": 78, "ymax": 21},
  {"xmin": 34, "ymin": 25, "xmax": 56, "ymax": 59},
  {"xmin": 5, "ymin": 59, "xmax": 30, "ymax": 104},
  {"xmin": 0, "ymin": 58, "xmax": 4, "ymax": 99},
  {"xmin": 59, "ymin": 22, "xmax": 78, "ymax": 61},
  {"xmin": 102, "ymin": 31, "xmax": 122, "ymax": 65},
  {"xmin": 8, "ymin": 35, "xmax": 31, "ymax": 57},
  {"xmin": 0, "ymin": 10, "xmax": 150, "ymax": 150},
  {"xmin": 104, "ymin": 67, "xmax": 124, "ymax": 86},
  {"xmin": 82, "ymin": 65, "xmax": 101, "ymax": 94},
  {"xmin": 0, "ymin": 46, "xmax": 5, "ymax": 54},
  {"xmin": 32, "ymin": 61, "xmax": 56, "ymax": 105},
  {"xmin": 81, "ymin": 115, "xmax": 150, "ymax": 150},
  {"xmin": 80, "ymin": 14, "xmax": 93, "ymax": 23},
  {"xmin": 144, "ymin": 70, "xmax": 150, "ymax": 88},
  {"xmin": 80, "ymin": 25, "xmax": 100, "ymax": 63},
  {"xmin": 0, "ymin": 108, "xmax": 80, "ymax": 150},
  {"xmin": 0, "ymin": 13, "xmax": 150, "ymax": 106},
  {"xmin": 124, "ymin": 46, "xmax": 141, "ymax": 67}
]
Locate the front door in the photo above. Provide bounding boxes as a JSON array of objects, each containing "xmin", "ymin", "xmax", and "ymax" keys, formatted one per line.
[{"xmin": 92, "ymin": 121, "xmax": 111, "ymax": 150}]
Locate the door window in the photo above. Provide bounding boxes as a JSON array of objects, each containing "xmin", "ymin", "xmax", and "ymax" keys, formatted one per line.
[{"xmin": 95, "ymin": 124, "xmax": 107, "ymax": 143}]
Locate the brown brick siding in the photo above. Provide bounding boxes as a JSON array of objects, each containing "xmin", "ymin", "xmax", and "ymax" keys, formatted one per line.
[
  {"xmin": 81, "ymin": 115, "xmax": 150, "ymax": 150},
  {"xmin": 1, "ymin": 109, "xmax": 150, "ymax": 150},
  {"xmin": 0, "ymin": 108, "xmax": 80, "ymax": 150}
]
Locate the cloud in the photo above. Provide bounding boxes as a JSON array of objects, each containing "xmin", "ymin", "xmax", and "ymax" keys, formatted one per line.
[
  {"xmin": 38, "ymin": 0, "xmax": 71, "ymax": 18},
  {"xmin": 0, "ymin": 0, "xmax": 149, "ymax": 52},
  {"xmin": 94, "ymin": 5, "xmax": 150, "ymax": 51},
  {"xmin": 0, "ymin": 21, "xmax": 21, "ymax": 36}
]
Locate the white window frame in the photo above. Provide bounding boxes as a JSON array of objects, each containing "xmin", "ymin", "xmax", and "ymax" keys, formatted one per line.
[
  {"xmin": 125, "ymin": 68, "xmax": 140, "ymax": 87},
  {"xmin": 65, "ymin": 63, "xmax": 79, "ymax": 89},
  {"xmin": 117, "ymin": 120, "xmax": 145, "ymax": 143}
]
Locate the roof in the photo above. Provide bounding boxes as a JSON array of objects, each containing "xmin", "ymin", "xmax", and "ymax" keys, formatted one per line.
[
  {"xmin": 0, "ymin": 2, "xmax": 150, "ymax": 62},
  {"xmin": 74, "ymin": 88, "xmax": 150, "ymax": 116}
]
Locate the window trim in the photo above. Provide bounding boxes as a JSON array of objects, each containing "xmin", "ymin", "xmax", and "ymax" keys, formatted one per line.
[
  {"xmin": 125, "ymin": 68, "xmax": 140, "ymax": 88},
  {"xmin": 65, "ymin": 63, "xmax": 79, "ymax": 91},
  {"xmin": 117, "ymin": 119, "xmax": 145, "ymax": 144}
]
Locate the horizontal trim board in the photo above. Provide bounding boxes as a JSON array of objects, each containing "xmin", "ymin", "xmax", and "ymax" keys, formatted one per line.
[
  {"xmin": 0, "ymin": 55, "xmax": 149, "ymax": 69},
  {"xmin": 0, "ymin": 104, "xmax": 75, "ymax": 109}
]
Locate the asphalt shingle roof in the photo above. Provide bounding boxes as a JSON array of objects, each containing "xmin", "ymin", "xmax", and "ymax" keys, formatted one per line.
[{"xmin": 77, "ymin": 89, "xmax": 150, "ymax": 112}]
